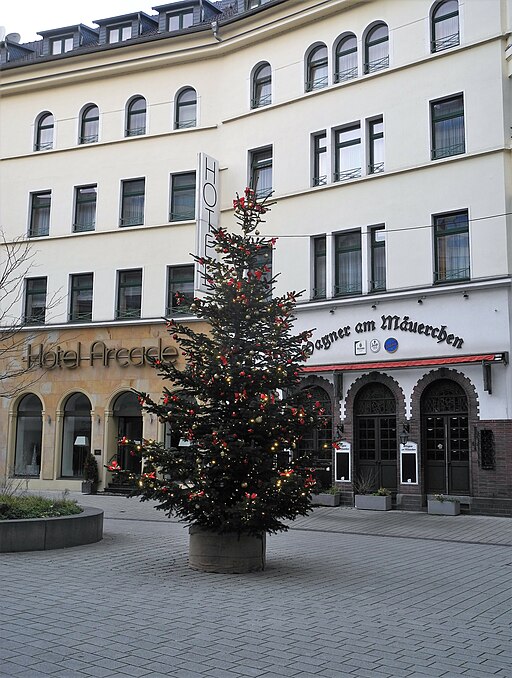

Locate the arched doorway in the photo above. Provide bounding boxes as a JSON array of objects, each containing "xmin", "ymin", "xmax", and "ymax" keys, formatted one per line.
[
  {"xmin": 296, "ymin": 386, "xmax": 333, "ymax": 489},
  {"xmin": 355, "ymin": 383, "xmax": 397, "ymax": 492},
  {"xmin": 113, "ymin": 392, "xmax": 143, "ymax": 474},
  {"xmin": 14, "ymin": 394, "xmax": 43, "ymax": 477},
  {"xmin": 421, "ymin": 379, "xmax": 469, "ymax": 494},
  {"xmin": 61, "ymin": 393, "xmax": 92, "ymax": 478}
]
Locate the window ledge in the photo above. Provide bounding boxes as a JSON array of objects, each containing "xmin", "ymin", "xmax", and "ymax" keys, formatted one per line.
[{"xmin": 2, "ymin": 125, "xmax": 218, "ymax": 161}]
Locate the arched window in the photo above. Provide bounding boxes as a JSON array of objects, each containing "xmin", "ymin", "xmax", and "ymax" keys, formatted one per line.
[
  {"xmin": 61, "ymin": 393, "xmax": 92, "ymax": 478},
  {"xmin": 334, "ymin": 33, "xmax": 358, "ymax": 83},
  {"xmin": 306, "ymin": 44, "xmax": 328, "ymax": 92},
  {"xmin": 175, "ymin": 88, "xmax": 197, "ymax": 129},
  {"xmin": 14, "ymin": 394, "xmax": 43, "ymax": 477},
  {"xmin": 364, "ymin": 23, "xmax": 389, "ymax": 74},
  {"xmin": 125, "ymin": 96, "xmax": 147, "ymax": 137},
  {"xmin": 34, "ymin": 112, "xmax": 54, "ymax": 151},
  {"xmin": 79, "ymin": 104, "xmax": 99, "ymax": 144},
  {"xmin": 296, "ymin": 386, "xmax": 333, "ymax": 489},
  {"xmin": 431, "ymin": 0, "xmax": 459, "ymax": 53},
  {"xmin": 251, "ymin": 62, "xmax": 272, "ymax": 108}
]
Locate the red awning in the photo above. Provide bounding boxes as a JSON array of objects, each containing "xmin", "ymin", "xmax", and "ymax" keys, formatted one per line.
[{"xmin": 301, "ymin": 353, "xmax": 505, "ymax": 373}]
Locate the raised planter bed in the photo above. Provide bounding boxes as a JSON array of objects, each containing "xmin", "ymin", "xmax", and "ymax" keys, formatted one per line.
[
  {"xmin": 0, "ymin": 507, "xmax": 104, "ymax": 553},
  {"xmin": 311, "ymin": 492, "xmax": 341, "ymax": 507},
  {"xmin": 355, "ymin": 494, "xmax": 392, "ymax": 511},
  {"xmin": 427, "ymin": 499, "xmax": 460, "ymax": 516}
]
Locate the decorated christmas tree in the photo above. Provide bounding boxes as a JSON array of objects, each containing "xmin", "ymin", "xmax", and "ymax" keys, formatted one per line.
[{"xmin": 115, "ymin": 189, "xmax": 326, "ymax": 537}]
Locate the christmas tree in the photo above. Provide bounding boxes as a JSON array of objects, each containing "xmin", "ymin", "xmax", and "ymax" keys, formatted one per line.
[{"xmin": 116, "ymin": 189, "xmax": 326, "ymax": 535}]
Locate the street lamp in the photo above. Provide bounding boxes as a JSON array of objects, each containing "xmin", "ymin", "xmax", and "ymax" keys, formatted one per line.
[{"xmin": 399, "ymin": 424, "xmax": 410, "ymax": 446}]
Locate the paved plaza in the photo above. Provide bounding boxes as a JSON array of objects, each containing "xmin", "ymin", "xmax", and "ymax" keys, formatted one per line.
[{"xmin": 1, "ymin": 495, "xmax": 511, "ymax": 678}]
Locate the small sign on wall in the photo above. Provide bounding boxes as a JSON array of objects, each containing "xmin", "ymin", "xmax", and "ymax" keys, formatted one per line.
[
  {"xmin": 335, "ymin": 441, "xmax": 351, "ymax": 482},
  {"xmin": 400, "ymin": 441, "xmax": 418, "ymax": 485}
]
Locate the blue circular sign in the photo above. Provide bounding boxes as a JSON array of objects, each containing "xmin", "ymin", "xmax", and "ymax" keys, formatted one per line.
[{"xmin": 384, "ymin": 337, "xmax": 398, "ymax": 353}]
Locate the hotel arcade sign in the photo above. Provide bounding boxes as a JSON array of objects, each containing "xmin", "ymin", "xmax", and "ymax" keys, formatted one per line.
[{"xmin": 23, "ymin": 339, "xmax": 178, "ymax": 370}]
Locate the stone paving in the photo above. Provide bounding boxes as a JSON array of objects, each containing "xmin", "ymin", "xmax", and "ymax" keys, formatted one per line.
[{"xmin": 1, "ymin": 495, "xmax": 511, "ymax": 678}]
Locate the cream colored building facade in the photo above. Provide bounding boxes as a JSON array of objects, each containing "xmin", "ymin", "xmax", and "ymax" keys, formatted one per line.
[{"xmin": 1, "ymin": 0, "xmax": 512, "ymax": 512}]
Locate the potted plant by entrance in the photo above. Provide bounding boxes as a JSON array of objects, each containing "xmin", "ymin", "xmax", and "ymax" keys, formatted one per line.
[
  {"xmin": 107, "ymin": 190, "xmax": 325, "ymax": 573},
  {"xmin": 355, "ymin": 487, "xmax": 392, "ymax": 511},
  {"xmin": 427, "ymin": 494, "xmax": 460, "ymax": 515},
  {"xmin": 81, "ymin": 453, "xmax": 99, "ymax": 495},
  {"xmin": 311, "ymin": 486, "xmax": 342, "ymax": 507},
  {"xmin": 353, "ymin": 472, "xmax": 392, "ymax": 510}
]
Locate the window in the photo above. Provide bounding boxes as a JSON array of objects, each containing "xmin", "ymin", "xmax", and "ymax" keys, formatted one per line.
[
  {"xmin": 334, "ymin": 123, "xmax": 361, "ymax": 181},
  {"xmin": 370, "ymin": 226, "xmax": 386, "ymax": 292},
  {"xmin": 250, "ymin": 147, "xmax": 273, "ymax": 198},
  {"xmin": 252, "ymin": 245, "xmax": 273, "ymax": 298},
  {"xmin": 34, "ymin": 112, "xmax": 54, "ymax": 151},
  {"xmin": 431, "ymin": 0, "xmax": 459, "ymax": 53},
  {"xmin": 252, "ymin": 62, "xmax": 272, "ymax": 108},
  {"xmin": 368, "ymin": 117, "xmax": 384, "ymax": 174},
  {"xmin": 170, "ymin": 172, "xmax": 196, "ymax": 222},
  {"xmin": 120, "ymin": 179, "xmax": 145, "ymax": 227},
  {"xmin": 167, "ymin": 265, "xmax": 194, "ymax": 315},
  {"xmin": 175, "ymin": 88, "xmax": 197, "ymax": 129},
  {"xmin": 306, "ymin": 44, "xmax": 328, "ymax": 91},
  {"xmin": 51, "ymin": 36, "xmax": 73, "ymax": 55},
  {"xmin": 108, "ymin": 24, "xmax": 132, "ymax": 43},
  {"xmin": 246, "ymin": 0, "xmax": 263, "ymax": 8},
  {"xmin": 116, "ymin": 269, "xmax": 142, "ymax": 319},
  {"xmin": 431, "ymin": 94, "xmax": 465, "ymax": 160},
  {"xmin": 24, "ymin": 277, "xmax": 47, "ymax": 325},
  {"xmin": 61, "ymin": 394, "xmax": 92, "ymax": 478},
  {"xmin": 433, "ymin": 210, "xmax": 469, "ymax": 283},
  {"xmin": 313, "ymin": 236, "xmax": 326, "ymax": 299},
  {"xmin": 364, "ymin": 23, "xmax": 389, "ymax": 74},
  {"xmin": 79, "ymin": 105, "xmax": 99, "ymax": 144},
  {"xmin": 126, "ymin": 97, "xmax": 146, "ymax": 136},
  {"xmin": 69, "ymin": 273, "xmax": 93, "ymax": 322},
  {"xmin": 14, "ymin": 394, "xmax": 43, "ymax": 478},
  {"xmin": 74, "ymin": 185, "xmax": 97, "ymax": 232},
  {"xmin": 334, "ymin": 33, "xmax": 357, "ymax": 82},
  {"xmin": 168, "ymin": 9, "xmax": 194, "ymax": 31},
  {"xmin": 312, "ymin": 131, "xmax": 327, "ymax": 187},
  {"xmin": 335, "ymin": 231, "xmax": 361, "ymax": 296},
  {"xmin": 29, "ymin": 191, "xmax": 51, "ymax": 237}
]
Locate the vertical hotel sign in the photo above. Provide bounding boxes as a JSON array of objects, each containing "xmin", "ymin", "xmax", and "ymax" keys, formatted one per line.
[{"xmin": 195, "ymin": 153, "xmax": 220, "ymax": 294}]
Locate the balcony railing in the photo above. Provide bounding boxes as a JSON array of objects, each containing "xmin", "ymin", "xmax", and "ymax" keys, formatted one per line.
[
  {"xmin": 364, "ymin": 55, "xmax": 389, "ymax": 74},
  {"xmin": 368, "ymin": 162, "xmax": 384, "ymax": 175},
  {"xmin": 73, "ymin": 221, "xmax": 95, "ymax": 232},
  {"xmin": 79, "ymin": 134, "xmax": 98, "ymax": 144},
  {"xmin": 334, "ymin": 167, "xmax": 362, "ymax": 182},
  {"xmin": 334, "ymin": 282, "xmax": 362, "ymax": 296},
  {"xmin": 431, "ymin": 32, "xmax": 459, "ymax": 53},
  {"xmin": 312, "ymin": 175, "xmax": 327, "ymax": 187},
  {"xmin": 305, "ymin": 75, "xmax": 328, "ymax": 92},
  {"xmin": 334, "ymin": 66, "xmax": 357, "ymax": 83},
  {"xmin": 125, "ymin": 127, "xmax": 145, "ymax": 137},
  {"xmin": 431, "ymin": 142, "xmax": 465, "ymax": 160},
  {"xmin": 434, "ymin": 267, "xmax": 469, "ymax": 283}
]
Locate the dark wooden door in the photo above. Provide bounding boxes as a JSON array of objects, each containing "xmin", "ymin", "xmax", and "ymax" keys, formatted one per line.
[
  {"xmin": 355, "ymin": 384, "xmax": 397, "ymax": 492},
  {"xmin": 422, "ymin": 380, "xmax": 469, "ymax": 494}
]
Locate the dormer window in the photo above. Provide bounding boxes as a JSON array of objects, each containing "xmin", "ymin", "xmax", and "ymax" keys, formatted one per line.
[
  {"xmin": 51, "ymin": 36, "xmax": 73, "ymax": 55},
  {"xmin": 108, "ymin": 24, "xmax": 132, "ymax": 44},
  {"xmin": 168, "ymin": 9, "xmax": 194, "ymax": 31}
]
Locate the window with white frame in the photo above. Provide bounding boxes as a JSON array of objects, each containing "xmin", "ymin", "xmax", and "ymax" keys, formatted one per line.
[
  {"xmin": 334, "ymin": 33, "xmax": 357, "ymax": 83},
  {"xmin": 335, "ymin": 231, "xmax": 362, "ymax": 296},
  {"xmin": 431, "ymin": 94, "xmax": 465, "ymax": 160},
  {"xmin": 116, "ymin": 269, "xmax": 142, "ymax": 319},
  {"xmin": 431, "ymin": 0, "xmax": 459, "ymax": 53},
  {"xmin": 364, "ymin": 23, "xmax": 389, "ymax": 74},
  {"xmin": 334, "ymin": 123, "xmax": 361, "ymax": 182}
]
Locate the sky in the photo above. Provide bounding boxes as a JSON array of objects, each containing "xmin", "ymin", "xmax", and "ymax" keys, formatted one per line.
[{"xmin": 0, "ymin": 1, "xmax": 165, "ymax": 43}]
